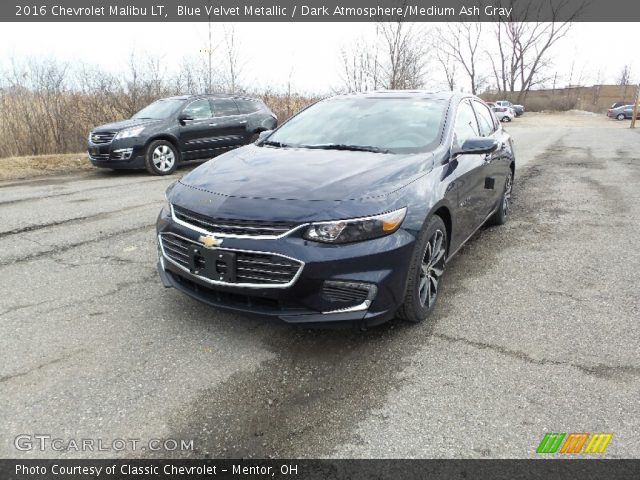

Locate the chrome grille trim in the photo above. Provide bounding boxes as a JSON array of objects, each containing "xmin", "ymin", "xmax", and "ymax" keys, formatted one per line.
[
  {"xmin": 171, "ymin": 204, "xmax": 307, "ymax": 239},
  {"xmin": 89, "ymin": 131, "xmax": 117, "ymax": 144},
  {"xmin": 158, "ymin": 232, "xmax": 304, "ymax": 289}
]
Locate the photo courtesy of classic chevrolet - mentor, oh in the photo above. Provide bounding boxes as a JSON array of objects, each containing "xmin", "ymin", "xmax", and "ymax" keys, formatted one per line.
[
  {"xmin": 87, "ymin": 94, "xmax": 277, "ymax": 175},
  {"xmin": 156, "ymin": 91, "xmax": 515, "ymax": 328}
]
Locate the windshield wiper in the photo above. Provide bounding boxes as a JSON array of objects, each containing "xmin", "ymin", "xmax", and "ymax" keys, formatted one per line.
[
  {"xmin": 262, "ymin": 140, "xmax": 290, "ymax": 148},
  {"xmin": 300, "ymin": 144, "xmax": 391, "ymax": 154}
]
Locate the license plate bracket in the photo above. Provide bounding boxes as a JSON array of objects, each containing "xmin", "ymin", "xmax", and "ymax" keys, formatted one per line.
[{"xmin": 187, "ymin": 247, "xmax": 236, "ymax": 283}]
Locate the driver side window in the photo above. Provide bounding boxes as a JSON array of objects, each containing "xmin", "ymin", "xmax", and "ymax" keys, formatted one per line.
[
  {"xmin": 453, "ymin": 100, "xmax": 480, "ymax": 148},
  {"xmin": 182, "ymin": 99, "xmax": 212, "ymax": 120}
]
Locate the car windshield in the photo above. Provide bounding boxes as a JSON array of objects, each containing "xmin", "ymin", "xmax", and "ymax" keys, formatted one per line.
[
  {"xmin": 266, "ymin": 97, "xmax": 448, "ymax": 154},
  {"xmin": 132, "ymin": 99, "xmax": 185, "ymax": 119}
]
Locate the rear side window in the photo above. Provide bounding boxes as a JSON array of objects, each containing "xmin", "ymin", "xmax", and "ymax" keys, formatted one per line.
[
  {"xmin": 182, "ymin": 99, "xmax": 212, "ymax": 120},
  {"xmin": 235, "ymin": 99, "xmax": 260, "ymax": 114},
  {"xmin": 453, "ymin": 100, "xmax": 479, "ymax": 147},
  {"xmin": 212, "ymin": 99, "xmax": 240, "ymax": 117},
  {"xmin": 473, "ymin": 101, "xmax": 497, "ymax": 136}
]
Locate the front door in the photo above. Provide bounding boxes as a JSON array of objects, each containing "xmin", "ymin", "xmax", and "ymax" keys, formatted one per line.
[
  {"xmin": 450, "ymin": 100, "xmax": 487, "ymax": 247},
  {"xmin": 472, "ymin": 100, "xmax": 507, "ymax": 216},
  {"xmin": 178, "ymin": 98, "xmax": 218, "ymax": 160}
]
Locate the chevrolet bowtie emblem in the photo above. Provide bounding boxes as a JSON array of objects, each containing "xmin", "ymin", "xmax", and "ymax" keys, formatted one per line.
[{"xmin": 198, "ymin": 235, "xmax": 223, "ymax": 248}]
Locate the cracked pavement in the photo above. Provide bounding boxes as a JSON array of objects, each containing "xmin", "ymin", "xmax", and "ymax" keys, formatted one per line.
[{"xmin": 0, "ymin": 113, "xmax": 638, "ymax": 459}]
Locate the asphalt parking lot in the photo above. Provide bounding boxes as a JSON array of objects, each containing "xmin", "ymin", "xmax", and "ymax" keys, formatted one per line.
[{"xmin": 1, "ymin": 112, "xmax": 638, "ymax": 459}]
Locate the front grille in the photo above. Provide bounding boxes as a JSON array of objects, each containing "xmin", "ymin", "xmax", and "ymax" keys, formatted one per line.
[
  {"xmin": 89, "ymin": 153, "xmax": 110, "ymax": 161},
  {"xmin": 90, "ymin": 132, "xmax": 116, "ymax": 144},
  {"xmin": 160, "ymin": 233, "xmax": 302, "ymax": 286},
  {"xmin": 322, "ymin": 281, "xmax": 372, "ymax": 305},
  {"xmin": 172, "ymin": 205, "xmax": 298, "ymax": 237}
]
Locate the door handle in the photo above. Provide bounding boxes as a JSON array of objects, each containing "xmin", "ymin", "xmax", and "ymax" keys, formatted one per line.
[
  {"xmin": 239, "ymin": 120, "xmax": 247, "ymax": 124},
  {"xmin": 209, "ymin": 123, "xmax": 218, "ymax": 127}
]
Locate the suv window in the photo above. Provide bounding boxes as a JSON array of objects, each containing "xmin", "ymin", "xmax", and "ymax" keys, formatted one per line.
[
  {"xmin": 473, "ymin": 101, "xmax": 496, "ymax": 136},
  {"xmin": 235, "ymin": 99, "xmax": 260, "ymax": 114},
  {"xmin": 182, "ymin": 99, "xmax": 212, "ymax": 120},
  {"xmin": 453, "ymin": 100, "xmax": 479, "ymax": 147},
  {"xmin": 212, "ymin": 99, "xmax": 240, "ymax": 117}
]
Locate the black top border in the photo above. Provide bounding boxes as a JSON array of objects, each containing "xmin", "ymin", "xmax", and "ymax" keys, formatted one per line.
[{"xmin": 5, "ymin": 0, "xmax": 640, "ymax": 22}]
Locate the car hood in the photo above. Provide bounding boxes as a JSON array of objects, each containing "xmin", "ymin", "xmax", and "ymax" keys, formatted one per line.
[
  {"xmin": 178, "ymin": 144, "xmax": 434, "ymax": 202},
  {"xmin": 92, "ymin": 118, "xmax": 161, "ymax": 132}
]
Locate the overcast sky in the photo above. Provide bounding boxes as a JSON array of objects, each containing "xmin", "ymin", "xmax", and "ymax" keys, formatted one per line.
[{"xmin": 0, "ymin": 22, "xmax": 636, "ymax": 93}]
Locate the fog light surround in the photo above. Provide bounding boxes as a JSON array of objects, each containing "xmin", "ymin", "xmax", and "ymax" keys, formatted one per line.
[
  {"xmin": 112, "ymin": 148, "xmax": 133, "ymax": 160},
  {"xmin": 321, "ymin": 280, "xmax": 378, "ymax": 313}
]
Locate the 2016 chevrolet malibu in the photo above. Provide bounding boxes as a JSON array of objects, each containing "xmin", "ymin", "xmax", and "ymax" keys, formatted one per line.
[{"xmin": 156, "ymin": 91, "xmax": 515, "ymax": 328}]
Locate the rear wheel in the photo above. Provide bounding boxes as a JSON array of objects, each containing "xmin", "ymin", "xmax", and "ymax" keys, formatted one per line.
[
  {"xmin": 502, "ymin": 116, "xmax": 512, "ymax": 122},
  {"xmin": 145, "ymin": 140, "xmax": 178, "ymax": 176},
  {"xmin": 488, "ymin": 170, "xmax": 513, "ymax": 226},
  {"xmin": 397, "ymin": 216, "xmax": 447, "ymax": 323}
]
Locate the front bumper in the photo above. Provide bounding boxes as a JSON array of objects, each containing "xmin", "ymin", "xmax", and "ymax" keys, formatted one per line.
[
  {"xmin": 87, "ymin": 139, "xmax": 146, "ymax": 169},
  {"xmin": 156, "ymin": 206, "xmax": 416, "ymax": 325}
]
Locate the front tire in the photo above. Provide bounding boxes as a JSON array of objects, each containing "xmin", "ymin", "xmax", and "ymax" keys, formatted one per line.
[
  {"xmin": 616, "ymin": 113, "xmax": 626, "ymax": 121},
  {"xmin": 397, "ymin": 216, "xmax": 447, "ymax": 323},
  {"xmin": 145, "ymin": 140, "xmax": 178, "ymax": 176}
]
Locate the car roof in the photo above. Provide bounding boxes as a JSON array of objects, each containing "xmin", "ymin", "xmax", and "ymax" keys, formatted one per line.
[
  {"xmin": 160, "ymin": 94, "xmax": 261, "ymax": 101},
  {"xmin": 331, "ymin": 90, "xmax": 466, "ymax": 102}
]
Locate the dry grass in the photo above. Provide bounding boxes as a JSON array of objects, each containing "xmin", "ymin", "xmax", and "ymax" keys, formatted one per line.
[{"xmin": 0, "ymin": 153, "xmax": 92, "ymax": 180}]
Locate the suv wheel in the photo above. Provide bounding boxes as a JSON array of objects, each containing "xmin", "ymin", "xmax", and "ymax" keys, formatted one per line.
[
  {"xmin": 145, "ymin": 140, "xmax": 178, "ymax": 175},
  {"xmin": 397, "ymin": 215, "xmax": 447, "ymax": 323},
  {"xmin": 616, "ymin": 113, "xmax": 626, "ymax": 121},
  {"xmin": 488, "ymin": 170, "xmax": 513, "ymax": 226}
]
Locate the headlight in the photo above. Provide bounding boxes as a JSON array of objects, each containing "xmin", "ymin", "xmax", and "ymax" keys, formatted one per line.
[
  {"xmin": 304, "ymin": 207, "xmax": 407, "ymax": 244},
  {"xmin": 115, "ymin": 126, "xmax": 145, "ymax": 140}
]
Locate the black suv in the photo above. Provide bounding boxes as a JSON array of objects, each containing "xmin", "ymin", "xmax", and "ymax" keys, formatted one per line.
[{"xmin": 88, "ymin": 94, "xmax": 277, "ymax": 175}]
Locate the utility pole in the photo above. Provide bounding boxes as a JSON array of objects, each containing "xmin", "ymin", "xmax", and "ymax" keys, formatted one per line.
[
  {"xmin": 208, "ymin": 17, "xmax": 212, "ymax": 94},
  {"xmin": 631, "ymin": 83, "xmax": 640, "ymax": 129}
]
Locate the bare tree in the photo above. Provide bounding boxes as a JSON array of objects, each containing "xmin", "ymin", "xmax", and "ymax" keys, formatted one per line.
[
  {"xmin": 488, "ymin": 0, "xmax": 583, "ymax": 102},
  {"xmin": 222, "ymin": 25, "xmax": 243, "ymax": 93},
  {"xmin": 437, "ymin": 23, "xmax": 485, "ymax": 94},
  {"xmin": 339, "ymin": 38, "xmax": 380, "ymax": 92},
  {"xmin": 377, "ymin": 21, "xmax": 429, "ymax": 90},
  {"xmin": 617, "ymin": 65, "xmax": 631, "ymax": 86},
  {"xmin": 433, "ymin": 47, "xmax": 457, "ymax": 91}
]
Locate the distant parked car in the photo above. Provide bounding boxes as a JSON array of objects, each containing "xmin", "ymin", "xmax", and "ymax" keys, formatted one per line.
[
  {"xmin": 491, "ymin": 105, "xmax": 514, "ymax": 122},
  {"xmin": 496, "ymin": 100, "xmax": 524, "ymax": 117},
  {"xmin": 607, "ymin": 104, "xmax": 639, "ymax": 121},
  {"xmin": 88, "ymin": 94, "xmax": 278, "ymax": 175},
  {"xmin": 609, "ymin": 101, "xmax": 630, "ymax": 110}
]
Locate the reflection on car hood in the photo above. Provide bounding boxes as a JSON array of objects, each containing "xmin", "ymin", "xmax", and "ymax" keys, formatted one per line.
[
  {"xmin": 179, "ymin": 144, "xmax": 434, "ymax": 202},
  {"xmin": 92, "ymin": 118, "xmax": 161, "ymax": 132}
]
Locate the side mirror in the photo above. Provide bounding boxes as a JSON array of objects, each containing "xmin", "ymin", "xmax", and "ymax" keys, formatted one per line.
[
  {"xmin": 178, "ymin": 113, "xmax": 194, "ymax": 123},
  {"xmin": 256, "ymin": 130, "xmax": 272, "ymax": 144},
  {"xmin": 453, "ymin": 137, "xmax": 499, "ymax": 157}
]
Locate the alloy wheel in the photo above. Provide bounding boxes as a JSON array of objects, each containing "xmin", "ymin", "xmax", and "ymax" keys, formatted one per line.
[
  {"xmin": 418, "ymin": 229, "xmax": 446, "ymax": 308},
  {"xmin": 152, "ymin": 145, "xmax": 176, "ymax": 172},
  {"xmin": 503, "ymin": 172, "xmax": 513, "ymax": 217}
]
